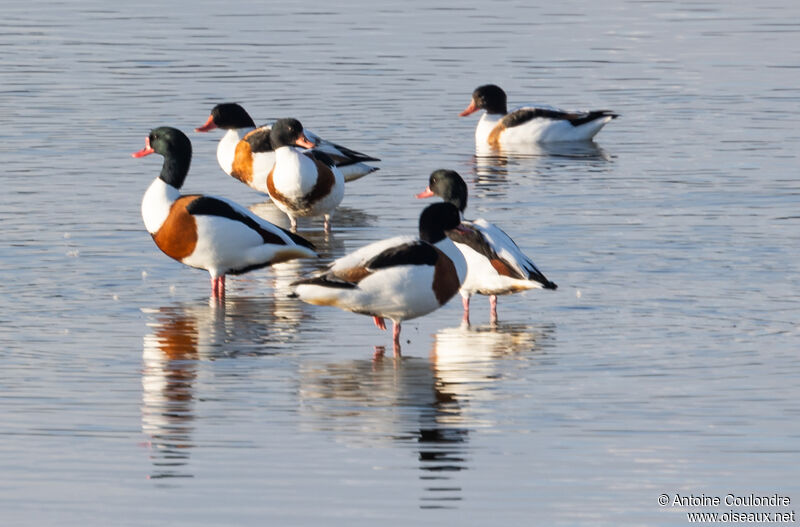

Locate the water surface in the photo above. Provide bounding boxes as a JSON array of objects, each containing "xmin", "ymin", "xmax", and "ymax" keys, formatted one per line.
[{"xmin": 1, "ymin": 1, "xmax": 799, "ymax": 525}]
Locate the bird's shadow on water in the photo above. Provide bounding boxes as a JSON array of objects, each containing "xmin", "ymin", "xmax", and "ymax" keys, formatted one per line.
[{"xmin": 297, "ymin": 321, "xmax": 556, "ymax": 508}]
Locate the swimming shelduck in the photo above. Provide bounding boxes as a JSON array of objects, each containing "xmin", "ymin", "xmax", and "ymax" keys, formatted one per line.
[
  {"xmin": 459, "ymin": 84, "xmax": 618, "ymax": 147},
  {"xmin": 195, "ymin": 103, "xmax": 379, "ymax": 194},
  {"xmin": 266, "ymin": 118, "xmax": 345, "ymax": 232},
  {"xmin": 291, "ymin": 202, "xmax": 468, "ymax": 354},
  {"xmin": 416, "ymin": 169, "xmax": 557, "ymax": 325},
  {"xmin": 133, "ymin": 126, "xmax": 317, "ymax": 298}
]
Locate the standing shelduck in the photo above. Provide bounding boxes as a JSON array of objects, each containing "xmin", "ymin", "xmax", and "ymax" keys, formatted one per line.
[
  {"xmin": 266, "ymin": 118, "xmax": 345, "ymax": 232},
  {"xmin": 459, "ymin": 84, "xmax": 618, "ymax": 147},
  {"xmin": 291, "ymin": 203, "xmax": 468, "ymax": 354},
  {"xmin": 416, "ymin": 169, "xmax": 557, "ymax": 325},
  {"xmin": 195, "ymin": 103, "xmax": 379, "ymax": 194},
  {"xmin": 133, "ymin": 126, "xmax": 317, "ymax": 298}
]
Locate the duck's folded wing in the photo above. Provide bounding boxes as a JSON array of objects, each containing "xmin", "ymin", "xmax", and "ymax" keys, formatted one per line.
[
  {"xmin": 325, "ymin": 235, "xmax": 416, "ymax": 276},
  {"xmin": 365, "ymin": 240, "xmax": 438, "ymax": 269},
  {"xmin": 507, "ymin": 107, "xmax": 618, "ymax": 128},
  {"xmin": 188, "ymin": 196, "xmax": 315, "ymax": 250},
  {"xmin": 315, "ymin": 140, "xmax": 380, "ymax": 165},
  {"xmin": 293, "ymin": 237, "xmax": 435, "ymax": 288},
  {"xmin": 462, "ymin": 219, "xmax": 556, "ymax": 288}
]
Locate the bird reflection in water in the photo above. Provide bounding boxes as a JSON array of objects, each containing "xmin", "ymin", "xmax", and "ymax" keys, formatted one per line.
[
  {"xmin": 141, "ymin": 303, "xmax": 208, "ymax": 481},
  {"xmin": 298, "ymin": 322, "xmax": 552, "ymax": 508},
  {"xmin": 299, "ymin": 354, "xmax": 467, "ymax": 508},
  {"xmin": 471, "ymin": 141, "xmax": 611, "ymax": 198},
  {"xmin": 249, "ymin": 200, "xmax": 377, "ymax": 249},
  {"xmin": 140, "ymin": 296, "xmax": 288, "ymax": 481},
  {"xmin": 431, "ymin": 323, "xmax": 554, "ymax": 404}
]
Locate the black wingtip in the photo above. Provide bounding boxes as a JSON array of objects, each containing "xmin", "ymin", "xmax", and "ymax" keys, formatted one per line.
[
  {"xmin": 277, "ymin": 227, "xmax": 315, "ymax": 251},
  {"xmin": 545, "ymin": 281, "xmax": 558, "ymax": 290},
  {"xmin": 287, "ymin": 291, "xmax": 299, "ymax": 299},
  {"xmin": 290, "ymin": 275, "xmax": 357, "ymax": 289}
]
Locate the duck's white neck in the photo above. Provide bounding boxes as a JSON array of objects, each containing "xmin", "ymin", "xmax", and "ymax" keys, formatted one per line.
[
  {"xmin": 217, "ymin": 127, "xmax": 255, "ymax": 175},
  {"xmin": 475, "ymin": 112, "xmax": 502, "ymax": 144},
  {"xmin": 141, "ymin": 178, "xmax": 180, "ymax": 234}
]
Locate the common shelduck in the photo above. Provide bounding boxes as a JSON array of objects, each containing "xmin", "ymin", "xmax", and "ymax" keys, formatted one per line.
[
  {"xmin": 416, "ymin": 169, "xmax": 557, "ymax": 325},
  {"xmin": 459, "ymin": 84, "xmax": 618, "ymax": 147},
  {"xmin": 195, "ymin": 103, "xmax": 379, "ymax": 194},
  {"xmin": 291, "ymin": 203, "xmax": 468, "ymax": 353},
  {"xmin": 133, "ymin": 126, "xmax": 317, "ymax": 298},
  {"xmin": 266, "ymin": 118, "xmax": 345, "ymax": 232}
]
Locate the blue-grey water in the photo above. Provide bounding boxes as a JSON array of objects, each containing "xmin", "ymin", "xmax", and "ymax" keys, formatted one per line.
[{"xmin": 1, "ymin": 1, "xmax": 799, "ymax": 525}]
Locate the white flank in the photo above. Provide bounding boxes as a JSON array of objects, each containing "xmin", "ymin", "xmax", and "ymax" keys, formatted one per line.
[
  {"xmin": 295, "ymin": 234, "xmax": 466, "ymax": 322},
  {"xmin": 476, "ymin": 106, "xmax": 613, "ymax": 145}
]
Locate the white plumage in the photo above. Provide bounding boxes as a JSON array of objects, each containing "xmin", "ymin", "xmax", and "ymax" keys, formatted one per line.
[
  {"xmin": 460, "ymin": 84, "xmax": 617, "ymax": 146},
  {"xmin": 134, "ymin": 126, "xmax": 317, "ymax": 298},
  {"xmin": 291, "ymin": 203, "xmax": 468, "ymax": 353}
]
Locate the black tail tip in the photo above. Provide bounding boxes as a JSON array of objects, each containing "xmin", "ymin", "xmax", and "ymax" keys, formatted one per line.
[
  {"xmin": 545, "ymin": 281, "xmax": 558, "ymax": 290},
  {"xmin": 287, "ymin": 291, "xmax": 299, "ymax": 299}
]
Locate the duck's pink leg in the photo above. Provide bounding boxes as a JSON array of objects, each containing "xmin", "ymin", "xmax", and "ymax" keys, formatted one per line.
[
  {"xmin": 391, "ymin": 321, "xmax": 402, "ymax": 356},
  {"xmin": 211, "ymin": 275, "xmax": 226, "ymax": 298},
  {"xmin": 372, "ymin": 316, "xmax": 387, "ymax": 330},
  {"xmin": 489, "ymin": 294, "xmax": 498, "ymax": 325},
  {"xmin": 461, "ymin": 295, "xmax": 471, "ymax": 326}
]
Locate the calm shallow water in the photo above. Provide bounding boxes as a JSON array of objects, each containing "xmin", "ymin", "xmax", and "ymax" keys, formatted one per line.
[{"xmin": 1, "ymin": 0, "xmax": 799, "ymax": 525}]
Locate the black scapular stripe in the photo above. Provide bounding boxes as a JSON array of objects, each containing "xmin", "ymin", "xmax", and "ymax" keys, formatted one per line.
[
  {"xmin": 449, "ymin": 223, "xmax": 557, "ymax": 286},
  {"xmin": 447, "ymin": 224, "xmax": 527, "ymax": 280},
  {"xmin": 447, "ymin": 225, "xmax": 497, "ymax": 261},
  {"xmin": 366, "ymin": 241, "xmax": 438, "ymax": 270},
  {"xmin": 503, "ymin": 108, "xmax": 618, "ymax": 128},
  {"xmin": 327, "ymin": 141, "xmax": 380, "ymax": 163},
  {"xmin": 186, "ymin": 196, "xmax": 314, "ymax": 249},
  {"xmin": 290, "ymin": 275, "xmax": 358, "ymax": 289}
]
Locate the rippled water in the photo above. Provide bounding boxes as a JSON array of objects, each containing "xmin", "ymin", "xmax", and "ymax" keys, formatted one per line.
[{"xmin": 2, "ymin": 0, "xmax": 799, "ymax": 525}]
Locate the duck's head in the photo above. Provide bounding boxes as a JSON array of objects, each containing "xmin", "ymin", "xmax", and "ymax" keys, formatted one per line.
[
  {"xmin": 418, "ymin": 202, "xmax": 465, "ymax": 244},
  {"xmin": 270, "ymin": 118, "xmax": 316, "ymax": 149},
  {"xmin": 415, "ymin": 169, "xmax": 468, "ymax": 213},
  {"xmin": 195, "ymin": 102, "xmax": 256, "ymax": 132},
  {"xmin": 459, "ymin": 84, "xmax": 508, "ymax": 116},
  {"xmin": 133, "ymin": 126, "xmax": 191, "ymax": 159},
  {"xmin": 132, "ymin": 126, "xmax": 192, "ymax": 188}
]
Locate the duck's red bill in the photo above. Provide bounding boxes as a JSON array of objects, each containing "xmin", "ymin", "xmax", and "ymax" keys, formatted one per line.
[
  {"xmin": 295, "ymin": 135, "xmax": 316, "ymax": 149},
  {"xmin": 415, "ymin": 187, "xmax": 435, "ymax": 199},
  {"xmin": 459, "ymin": 100, "xmax": 478, "ymax": 117},
  {"xmin": 132, "ymin": 137, "xmax": 154, "ymax": 158},
  {"xmin": 195, "ymin": 115, "xmax": 217, "ymax": 132}
]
